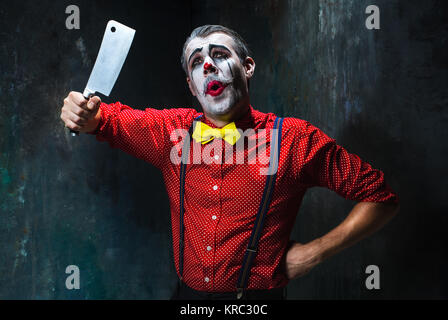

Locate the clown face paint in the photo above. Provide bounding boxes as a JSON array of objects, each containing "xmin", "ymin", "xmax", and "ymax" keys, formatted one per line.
[{"xmin": 185, "ymin": 33, "xmax": 250, "ymax": 117}]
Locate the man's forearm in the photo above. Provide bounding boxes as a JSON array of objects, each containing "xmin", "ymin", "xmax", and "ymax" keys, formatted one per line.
[{"xmin": 310, "ymin": 201, "xmax": 400, "ymax": 264}]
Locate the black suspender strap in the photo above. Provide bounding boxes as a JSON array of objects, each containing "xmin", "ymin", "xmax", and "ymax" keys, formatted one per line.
[
  {"xmin": 236, "ymin": 116, "xmax": 284, "ymax": 299},
  {"xmin": 179, "ymin": 115, "xmax": 202, "ymax": 280}
]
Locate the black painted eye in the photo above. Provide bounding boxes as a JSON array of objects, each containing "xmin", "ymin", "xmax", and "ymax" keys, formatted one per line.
[
  {"xmin": 213, "ymin": 52, "xmax": 227, "ymax": 59},
  {"xmin": 191, "ymin": 58, "xmax": 202, "ymax": 68}
]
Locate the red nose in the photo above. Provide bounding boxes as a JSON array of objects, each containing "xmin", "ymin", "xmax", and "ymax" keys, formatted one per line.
[{"xmin": 204, "ymin": 62, "xmax": 213, "ymax": 70}]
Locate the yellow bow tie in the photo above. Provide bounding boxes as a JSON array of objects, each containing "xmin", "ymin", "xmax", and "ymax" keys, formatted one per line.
[{"xmin": 192, "ymin": 121, "xmax": 241, "ymax": 145}]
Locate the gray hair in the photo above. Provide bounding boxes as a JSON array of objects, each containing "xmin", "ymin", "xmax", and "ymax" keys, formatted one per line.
[{"xmin": 181, "ymin": 25, "xmax": 252, "ymax": 74}]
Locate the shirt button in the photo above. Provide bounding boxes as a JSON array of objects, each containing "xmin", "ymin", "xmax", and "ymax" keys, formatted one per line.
[
  {"xmin": 212, "ymin": 215, "xmax": 217, "ymax": 220},
  {"xmin": 214, "ymin": 155, "xmax": 219, "ymax": 160},
  {"xmin": 206, "ymin": 246, "xmax": 212, "ymax": 251},
  {"xmin": 213, "ymin": 185, "xmax": 218, "ymax": 191},
  {"xmin": 204, "ymin": 277, "xmax": 210, "ymax": 283}
]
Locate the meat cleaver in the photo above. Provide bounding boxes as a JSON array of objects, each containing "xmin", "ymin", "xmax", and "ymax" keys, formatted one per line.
[{"xmin": 70, "ymin": 20, "xmax": 136, "ymax": 136}]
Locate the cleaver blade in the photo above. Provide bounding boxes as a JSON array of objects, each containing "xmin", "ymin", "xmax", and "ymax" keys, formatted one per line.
[{"xmin": 70, "ymin": 20, "xmax": 136, "ymax": 136}]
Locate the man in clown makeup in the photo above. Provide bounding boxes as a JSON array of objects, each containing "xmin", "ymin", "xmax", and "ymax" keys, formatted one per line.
[{"xmin": 60, "ymin": 25, "xmax": 399, "ymax": 300}]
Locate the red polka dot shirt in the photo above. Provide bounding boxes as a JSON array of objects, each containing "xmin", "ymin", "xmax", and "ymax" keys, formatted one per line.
[{"xmin": 88, "ymin": 102, "xmax": 398, "ymax": 292}]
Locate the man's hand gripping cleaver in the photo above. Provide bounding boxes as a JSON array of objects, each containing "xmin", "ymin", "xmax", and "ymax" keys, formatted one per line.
[{"xmin": 69, "ymin": 20, "xmax": 136, "ymax": 136}]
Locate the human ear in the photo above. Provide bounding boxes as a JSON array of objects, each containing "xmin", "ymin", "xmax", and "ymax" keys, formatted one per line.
[
  {"xmin": 186, "ymin": 77, "xmax": 197, "ymax": 97},
  {"xmin": 244, "ymin": 57, "xmax": 256, "ymax": 79}
]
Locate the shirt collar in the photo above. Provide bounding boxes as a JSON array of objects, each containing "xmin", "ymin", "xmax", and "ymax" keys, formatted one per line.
[{"xmin": 199, "ymin": 105, "xmax": 263, "ymax": 130}]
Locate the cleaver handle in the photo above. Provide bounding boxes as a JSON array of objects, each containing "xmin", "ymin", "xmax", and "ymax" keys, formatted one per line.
[{"xmin": 69, "ymin": 89, "xmax": 95, "ymax": 137}]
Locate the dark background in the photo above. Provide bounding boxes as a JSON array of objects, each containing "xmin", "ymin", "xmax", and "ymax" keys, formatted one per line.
[{"xmin": 0, "ymin": 0, "xmax": 447, "ymax": 299}]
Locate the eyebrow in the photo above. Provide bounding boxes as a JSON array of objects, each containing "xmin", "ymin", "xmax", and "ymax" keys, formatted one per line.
[
  {"xmin": 209, "ymin": 44, "xmax": 231, "ymax": 55},
  {"xmin": 188, "ymin": 47, "xmax": 203, "ymax": 66},
  {"xmin": 188, "ymin": 44, "xmax": 232, "ymax": 67}
]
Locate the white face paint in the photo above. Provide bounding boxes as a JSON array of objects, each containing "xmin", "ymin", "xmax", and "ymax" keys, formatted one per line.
[{"xmin": 185, "ymin": 33, "xmax": 249, "ymax": 117}]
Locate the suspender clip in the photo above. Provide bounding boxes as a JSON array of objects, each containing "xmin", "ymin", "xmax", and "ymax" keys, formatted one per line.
[
  {"xmin": 236, "ymin": 288, "xmax": 244, "ymax": 300},
  {"xmin": 246, "ymin": 247, "xmax": 257, "ymax": 253}
]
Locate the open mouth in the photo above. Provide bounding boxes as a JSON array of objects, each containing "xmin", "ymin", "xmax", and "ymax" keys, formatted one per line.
[{"xmin": 206, "ymin": 80, "xmax": 228, "ymax": 97}]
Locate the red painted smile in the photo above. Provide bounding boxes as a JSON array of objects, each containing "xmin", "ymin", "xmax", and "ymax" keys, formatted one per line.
[{"xmin": 206, "ymin": 80, "xmax": 228, "ymax": 97}]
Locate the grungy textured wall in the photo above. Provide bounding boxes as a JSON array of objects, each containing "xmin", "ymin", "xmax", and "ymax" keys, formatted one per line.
[{"xmin": 0, "ymin": 0, "xmax": 447, "ymax": 299}]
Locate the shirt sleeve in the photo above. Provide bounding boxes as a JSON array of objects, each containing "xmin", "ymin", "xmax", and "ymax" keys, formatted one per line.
[
  {"xmin": 86, "ymin": 101, "xmax": 169, "ymax": 169},
  {"xmin": 297, "ymin": 121, "xmax": 399, "ymax": 204}
]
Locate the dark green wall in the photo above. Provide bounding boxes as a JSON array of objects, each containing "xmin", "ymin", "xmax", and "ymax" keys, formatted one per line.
[{"xmin": 0, "ymin": 0, "xmax": 446, "ymax": 299}]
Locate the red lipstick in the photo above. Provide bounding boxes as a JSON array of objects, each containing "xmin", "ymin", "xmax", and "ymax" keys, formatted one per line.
[{"xmin": 206, "ymin": 80, "xmax": 227, "ymax": 97}]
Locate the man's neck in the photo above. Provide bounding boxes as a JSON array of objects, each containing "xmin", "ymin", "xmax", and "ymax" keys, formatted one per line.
[{"xmin": 203, "ymin": 101, "xmax": 251, "ymax": 128}]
